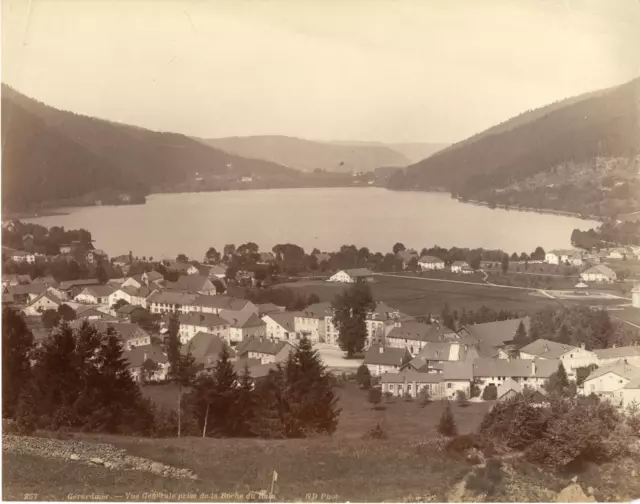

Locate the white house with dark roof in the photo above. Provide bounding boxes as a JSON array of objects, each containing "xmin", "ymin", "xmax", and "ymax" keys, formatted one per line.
[
  {"xmin": 182, "ymin": 332, "xmax": 235, "ymax": 368},
  {"xmin": 519, "ymin": 338, "xmax": 597, "ymax": 377},
  {"xmin": 235, "ymin": 337, "xmax": 295, "ymax": 364},
  {"xmin": 148, "ymin": 291, "xmax": 199, "ymax": 314},
  {"xmin": 165, "ymin": 274, "xmax": 218, "ymax": 295},
  {"xmin": 177, "ymin": 312, "xmax": 230, "ymax": 344},
  {"xmin": 328, "ymin": 268, "xmax": 374, "ymax": 283},
  {"xmin": 582, "ymin": 361, "xmax": 640, "ymax": 405},
  {"xmin": 124, "ymin": 344, "xmax": 168, "ymax": 382},
  {"xmin": 293, "ymin": 302, "xmax": 332, "ymax": 343},
  {"xmin": 472, "ymin": 357, "xmax": 560, "ymax": 394},
  {"xmin": 594, "ymin": 345, "xmax": 640, "ymax": 368},
  {"xmin": 442, "ymin": 361, "xmax": 474, "ymax": 400},
  {"xmin": 451, "ymin": 261, "xmax": 473, "ymax": 274},
  {"xmin": 458, "ymin": 317, "xmax": 531, "ymax": 358},
  {"xmin": 363, "ymin": 345, "xmax": 411, "ymax": 376},
  {"xmin": 22, "ymin": 290, "xmax": 65, "ymax": 316},
  {"xmin": 418, "ymin": 255, "xmax": 445, "ymax": 271},
  {"xmin": 381, "ymin": 371, "xmax": 444, "ymax": 398},
  {"xmin": 72, "ymin": 319, "xmax": 152, "ymax": 350},
  {"xmin": 74, "ymin": 285, "xmax": 116, "ymax": 305},
  {"xmin": 262, "ymin": 312, "xmax": 298, "ymax": 341},
  {"xmin": 545, "ymin": 249, "xmax": 583, "ymax": 266},
  {"xmin": 386, "ymin": 321, "xmax": 452, "ymax": 356},
  {"xmin": 220, "ymin": 311, "xmax": 266, "ymax": 343},
  {"xmin": 580, "ymin": 265, "xmax": 617, "ymax": 283}
]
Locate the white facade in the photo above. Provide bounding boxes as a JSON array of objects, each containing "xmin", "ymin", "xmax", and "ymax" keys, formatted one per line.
[
  {"xmin": 262, "ymin": 315, "xmax": 297, "ymax": 341},
  {"xmin": 74, "ymin": 290, "xmax": 110, "ymax": 305},
  {"xmin": 622, "ymin": 387, "xmax": 640, "ymax": 408},
  {"xmin": 520, "ymin": 347, "xmax": 597, "ymax": 378},
  {"xmin": 22, "ymin": 295, "xmax": 61, "ymax": 316},
  {"xmin": 418, "ymin": 259, "xmax": 445, "ymax": 271},
  {"xmin": 108, "ymin": 289, "xmax": 134, "ymax": 308},
  {"xmin": 293, "ymin": 315, "xmax": 323, "ymax": 343},
  {"xmin": 179, "ymin": 321, "xmax": 229, "ymax": 345},
  {"xmin": 328, "ymin": 271, "xmax": 357, "ymax": 283}
]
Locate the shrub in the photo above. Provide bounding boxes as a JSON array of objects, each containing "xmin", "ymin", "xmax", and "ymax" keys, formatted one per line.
[
  {"xmin": 456, "ymin": 390, "xmax": 469, "ymax": 407},
  {"xmin": 470, "ymin": 383, "xmax": 481, "ymax": 398},
  {"xmin": 466, "ymin": 459, "xmax": 504, "ymax": 497},
  {"xmin": 446, "ymin": 433, "xmax": 484, "ymax": 455},
  {"xmin": 368, "ymin": 387, "xmax": 382, "ymax": 407},
  {"xmin": 355, "ymin": 364, "xmax": 372, "ymax": 390},
  {"xmin": 482, "ymin": 384, "xmax": 497, "ymax": 401},
  {"xmin": 438, "ymin": 401, "xmax": 458, "ymax": 437},
  {"xmin": 363, "ymin": 422, "xmax": 387, "ymax": 440}
]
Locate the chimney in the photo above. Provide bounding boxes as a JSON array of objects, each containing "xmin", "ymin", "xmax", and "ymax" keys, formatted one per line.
[
  {"xmin": 379, "ymin": 346, "xmax": 384, "ymax": 354},
  {"xmin": 531, "ymin": 361, "xmax": 536, "ymax": 376}
]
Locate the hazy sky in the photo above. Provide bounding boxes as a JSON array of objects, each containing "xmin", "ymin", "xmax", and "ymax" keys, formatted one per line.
[{"xmin": 2, "ymin": 0, "xmax": 639, "ymax": 143}]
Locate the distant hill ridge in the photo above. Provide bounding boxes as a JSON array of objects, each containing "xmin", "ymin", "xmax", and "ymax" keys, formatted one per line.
[
  {"xmin": 388, "ymin": 77, "xmax": 640, "ymax": 217},
  {"xmin": 1, "ymin": 85, "xmax": 300, "ymax": 212},
  {"xmin": 203, "ymin": 135, "xmax": 435, "ymax": 173}
]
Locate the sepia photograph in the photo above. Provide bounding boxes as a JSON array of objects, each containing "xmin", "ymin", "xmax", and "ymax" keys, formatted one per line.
[{"xmin": 1, "ymin": 0, "xmax": 640, "ymax": 501}]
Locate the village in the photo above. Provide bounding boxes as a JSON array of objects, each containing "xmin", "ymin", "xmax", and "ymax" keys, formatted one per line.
[{"xmin": 3, "ymin": 224, "xmax": 640, "ymax": 414}]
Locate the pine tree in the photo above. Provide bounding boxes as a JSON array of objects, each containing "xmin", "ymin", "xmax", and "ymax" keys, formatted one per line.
[
  {"xmin": 546, "ymin": 361, "xmax": 570, "ymax": 396},
  {"xmin": 231, "ymin": 365, "xmax": 257, "ymax": 437},
  {"xmin": 556, "ymin": 324, "xmax": 571, "ymax": 344},
  {"xmin": 2, "ymin": 308, "xmax": 35, "ymax": 418},
  {"xmin": 356, "ymin": 364, "xmax": 372, "ymax": 390},
  {"xmin": 438, "ymin": 401, "xmax": 458, "ymax": 437},
  {"xmin": 331, "ymin": 282, "xmax": 375, "ymax": 357},
  {"xmin": 95, "ymin": 259, "xmax": 109, "ymax": 284},
  {"xmin": 210, "ymin": 346, "xmax": 239, "ymax": 436},
  {"xmin": 163, "ymin": 313, "xmax": 193, "ymax": 437},
  {"xmin": 512, "ymin": 320, "xmax": 530, "ymax": 348}
]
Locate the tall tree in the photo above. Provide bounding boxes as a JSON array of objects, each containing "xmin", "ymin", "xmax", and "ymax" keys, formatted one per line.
[
  {"xmin": 438, "ymin": 401, "xmax": 458, "ymax": 436},
  {"xmin": 223, "ymin": 244, "xmax": 236, "ymax": 258},
  {"xmin": 205, "ymin": 247, "xmax": 221, "ymax": 264},
  {"xmin": 512, "ymin": 320, "xmax": 530, "ymax": 348},
  {"xmin": 176, "ymin": 253, "xmax": 189, "ymax": 263},
  {"xmin": 331, "ymin": 282, "xmax": 375, "ymax": 357},
  {"xmin": 356, "ymin": 364, "xmax": 372, "ymax": 390},
  {"xmin": 546, "ymin": 362, "xmax": 570, "ymax": 396},
  {"xmin": 95, "ymin": 259, "xmax": 109, "ymax": 284},
  {"xmin": 501, "ymin": 254, "xmax": 510, "ymax": 274},
  {"xmin": 2, "ymin": 308, "xmax": 35, "ymax": 418},
  {"xmin": 392, "ymin": 242, "xmax": 406, "ymax": 255}
]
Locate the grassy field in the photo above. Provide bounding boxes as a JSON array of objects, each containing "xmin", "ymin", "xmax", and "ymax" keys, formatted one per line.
[
  {"xmin": 3, "ymin": 384, "xmax": 490, "ymax": 501},
  {"xmin": 281, "ymin": 275, "xmax": 561, "ymax": 316}
]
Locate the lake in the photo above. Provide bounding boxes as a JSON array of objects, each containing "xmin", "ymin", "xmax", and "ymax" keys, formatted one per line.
[{"xmin": 23, "ymin": 188, "xmax": 599, "ymax": 259}]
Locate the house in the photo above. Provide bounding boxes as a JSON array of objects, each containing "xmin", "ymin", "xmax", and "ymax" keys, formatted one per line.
[
  {"xmin": 418, "ymin": 255, "xmax": 446, "ymax": 271},
  {"xmin": 293, "ymin": 302, "xmax": 332, "ymax": 344},
  {"xmin": 165, "ymin": 261, "xmax": 199, "ymax": 276},
  {"xmin": 409, "ymin": 341, "xmax": 470, "ymax": 373},
  {"xmin": 9, "ymin": 250, "xmax": 41, "ymax": 264},
  {"xmin": 472, "ymin": 358, "xmax": 559, "ymax": 394},
  {"xmin": 147, "ymin": 291, "xmax": 199, "ymax": 314},
  {"xmin": 545, "ymin": 249, "xmax": 583, "ymax": 266},
  {"xmin": 497, "ymin": 378, "xmax": 522, "ymax": 401},
  {"xmin": 257, "ymin": 303, "xmax": 286, "ymax": 317},
  {"xmin": 607, "ymin": 248, "xmax": 627, "ymax": 260},
  {"xmin": 580, "ymin": 265, "xmax": 617, "ymax": 283},
  {"xmin": 396, "ymin": 249, "xmax": 419, "ymax": 269},
  {"xmin": 124, "ymin": 344, "xmax": 169, "ymax": 382},
  {"xmin": 459, "ymin": 317, "xmax": 531, "ymax": 358},
  {"xmin": 141, "ymin": 270, "xmax": 165, "ymax": 286},
  {"xmin": 177, "ymin": 312, "xmax": 230, "ymax": 344},
  {"xmin": 386, "ymin": 321, "xmax": 451, "ymax": 355},
  {"xmin": 363, "ymin": 345, "xmax": 411, "ymax": 376},
  {"xmin": 442, "ymin": 361, "xmax": 474, "ymax": 400},
  {"xmin": 328, "ymin": 268, "xmax": 374, "ymax": 283},
  {"xmin": 32, "ymin": 276, "xmax": 59, "ymax": 288},
  {"xmin": 622, "ymin": 376, "xmax": 640, "ymax": 408},
  {"xmin": 57, "ymin": 279, "xmax": 101, "ymax": 300},
  {"xmin": 582, "ymin": 362, "xmax": 640, "ymax": 406},
  {"xmin": 74, "ymin": 285, "xmax": 116, "ymax": 305},
  {"xmin": 165, "ymin": 274, "xmax": 218, "ymax": 295},
  {"xmin": 22, "ymin": 291, "xmax": 65, "ymax": 316},
  {"xmin": 6, "ymin": 283, "xmax": 48, "ymax": 304},
  {"xmin": 73, "ymin": 320, "xmax": 152, "ymax": 350},
  {"xmin": 115, "ymin": 303, "xmax": 149, "ymax": 322},
  {"xmin": 107, "ymin": 286, "xmax": 140, "ymax": 308},
  {"xmin": 519, "ymin": 338, "xmax": 598, "ymax": 377},
  {"xmin": 380, "ymin": 371, "xmax": 445, "ymax": 398},
  {"xmin": 121, "ymin": 276, "xmax": 143, "ymax": 289},
  {"xmin": 262, "ymin": 312, "xmax": 298, "ymax": 341},
  {"xmin": 74, "ymin": 305, "xmax": 110, "ymax": 320},
  {"xmin": 233, "ymin": 360, "xmax": 278, "ymax": 381},
  {"xmin": 182, "ymin": 332, "xmax": 236, "ymax": 369},
  {"xmin": 220, "ymin": 311, "xmax": 266, "ymax": 343},
  {"xmin": 594, "ymin": 345, "xmax": 640, "ymax": 368},
  {"xmin": 451, "ymin": 261, "xmax": 473, "ymax": 274},
  {"xmin": 197, "ymin": 264, "xmax": 227, "ymax": 280},
  {"xmin": 235, "ymin": 337, "xmax": 295, "ymax": 364},
  {"xmin": 323, "ymin": 301, "xmax": 411, "ymax": 347},
  {"xmin": 186, "ymin": 295, "xmax": 257, "ymax": 316}
]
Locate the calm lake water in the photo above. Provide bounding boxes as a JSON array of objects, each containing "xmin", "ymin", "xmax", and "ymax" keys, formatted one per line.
[{"xmin": 23, "ymin": 188, "xmax": 599, "ymax": 259}]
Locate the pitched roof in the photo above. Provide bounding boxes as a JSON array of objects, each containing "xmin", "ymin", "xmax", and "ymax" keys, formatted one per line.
[
  {"xmin": 497, "ymin": 378, "xmax": 522, "ymax": 398},
  {"xmin": 58, "ymin": 278, "xmax": 100, "ymax": 290},
  {"xmin": 264, "ymin": 312, "xmax": 296, "ymax": 331},
  {"xmin": 70, "ymin": 319, "xmax": 144, "ymax": 339},
  {"xmin": 26, "ymin": 290, "xmax": 64, "ymax": 307},
  {"xmin": 418, "ymin": 255, "xmax": 444, "ymax": 264},
  {"xmin": 342, "ymin": 268, "xmax": 374, "ymax": 277},
  {"xmin": 144, "ymin": 271, "xmax": 164, "ymax": 282},
  {"xmin": 190, "ymin": 295, "xmax": 250, "ymax": 311},
  {"xmin": 584, "ymin": 361, "xmax": 640, "ymax": 382},
  {"xmin": 388, "ymin": 322, "xmax": 446, "ymax": 343},
  {"xmin": 624, "ymin": 376, "xmax": 640, "ymax": 389},
  {"xmin": 179, "ymin": 312, "xmax": 229, "ymax": 328},
  {"xmin": 165, "ymin": 261, "xmax": 197, "ymax": 273},
  {"xmin": 257, "ymin": 303, "xmax": 285, "ymax": 316},
  {"xmin": 236, "ymin": 337, "xmax": 293, "ymax": 356},
  {"xmin": 582, "ymin": 265, "xmax": 616, "ymax": 278},
  {"xmin": 415, "ymin": 341, "xmax": 464, "ymax": 361},
  {"xmin": 531, "ymin": 359, "xmax": 562, "ymax": 378},
  {"xmin": 295, "ymin": 302, "xmax": 332, "ymax": 319},
  {"xmin": 80, "ymin": 285, "xmax": 116, "ymax": 298},
  {"xmin": 380, "ymin": 370, "xmax": 444, "ymax": 384},
  {"xmin": 443, "ymin": 361, "xmax": 474, "ymax": 381},
  {"xmin": 219, "ymin": 309, "xmax": 265, "ymax": 329},
  {"xmin": 463, "ymin": 317, "xmax": 531, "ymax": 349},
  {"xmin": 165, "ymin": 274, "xmax": 213, "ymax": 292},
  {"xmin": 182, "ymin": 332, "xmax": 235, "ymax": 363},
  {"xmin": 452, "ymin": 261, "xmax": 470, "ymax": 267},
  {"xmin": 363, "ymin": 345, "xmax": 410, "ymax": 366},
  {"xmin": 594, "ymin": 346, "xmax": 640, "ymax": 360},
  {"xmin": 472, "ymin": 358, "xmax": 535, "ymax": 378},
  {"xmin": 75, "ymin": 305, "xmax": 110, "ymax": 318},
  {"xmin": 519, "ymin": 338, "xmax": 579, "ymax": 359},
  {"xmin": 7, "ymin": 283, "xmax": 48, "ymax": 296},
  {"xmin": 147, "ymin": 291, "xmax": 199, "ymax": 306},
  {"xmin": 116, "ymin": 304, "xmax": 147, "ymax": 315},
  {"xmin": 124, "ymin": 344, "xmax": 167, "ymax": 367},
  {"xmin": 234, "ymin": 360, "xmax": 278, "ymax": 379}
]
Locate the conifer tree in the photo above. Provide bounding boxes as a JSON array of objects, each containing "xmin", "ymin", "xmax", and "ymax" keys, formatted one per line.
[
  {"xmin": 331, "ymin": 282, "xmax": 375, "ymax": 357},
  {"xmin": 512, "ymin": 320, "xmax": 530, "ymax": 348},
  {"xmin": 356, "ymin": 364, "xmax": 372, "ymax": 390},
  {"xmin": 2, "ymin": 308, "xmax": 35, "ymax": 418},
  {"xmin": 232, "ymin": 365, "xmax": 257, "ymax": 437},
  {"xmin": 438, "ymin": 401, "xmax": 458, "ymax": 437},
  {"xmin": 210, "ymin": 346, "xmax": 239, "ymax": 436}
]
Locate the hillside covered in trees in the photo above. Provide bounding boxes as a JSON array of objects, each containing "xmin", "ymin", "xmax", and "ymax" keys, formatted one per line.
[
  {"xmin": 388, "ymin": 78, "xmax": 640, "ymax": 218},
  {"xmin": 0, "ymin": 86, "xmax": 312, "ymax": 213}
]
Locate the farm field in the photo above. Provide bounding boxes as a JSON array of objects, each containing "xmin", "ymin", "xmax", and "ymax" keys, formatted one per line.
[{"xmin": 280, "ymin": 275, "xmax": 561, "ymax": 316}]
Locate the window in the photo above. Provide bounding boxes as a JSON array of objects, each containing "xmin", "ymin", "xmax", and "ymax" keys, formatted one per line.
[
  {"xmin": 408, "ymin": 384, "xmax": 412, "ymax": 392},
  {"xmin": 389, "ymin": 384, "xmax": 394, "ymax": 391},
  {"xmin": 447, "ymin": 383, "xmax": 452, "ymax": 389}
]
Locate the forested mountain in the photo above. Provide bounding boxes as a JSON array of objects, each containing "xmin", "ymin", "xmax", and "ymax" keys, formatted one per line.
[
  {"xmin": 203, "ymin": 135, "xmax": 412, "ymax": 173},
  {"xmin": 1, "ymin": 85, "xmax": 300, "ymax": 212},
  {"xmin": 389, "ymin": 78, "xmax": 640, "ymax": 217}
]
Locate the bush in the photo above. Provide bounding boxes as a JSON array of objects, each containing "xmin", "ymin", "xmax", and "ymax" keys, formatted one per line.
[
  {"xmin": 368, "ymin": 387, "xmax": 382, "ymax": 407},
  {"xmin": 470, "ymin": 383, "xmax": 481, "ymax": 398},
  {"xmin": 438, "ymin": 401, "xmax": 457, "ymax": 437},
  {"xmin": 363, "ymin": 422, "xmax": 387, "ymax": 440},
  {"xmin": 355, "ymin": 364, "xmax": 372, "ymax": 390},
  {"xmin": 418, "ymin": 389, "xmax": 432, "ymax": 408},
  {"xmin": 456, "ymin": 390, "xmax": 469, "ymax": 407},
  {"xmin": 466, "ymin": 459, "xmax": 504, "ymax": 497},
  {"xmin": 482, "ymin": 384, "xmax": 497, "ymax": 401},
  {"xmin": 446, "ymin": 433, "xmax": 484, "ymax": 455}
]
